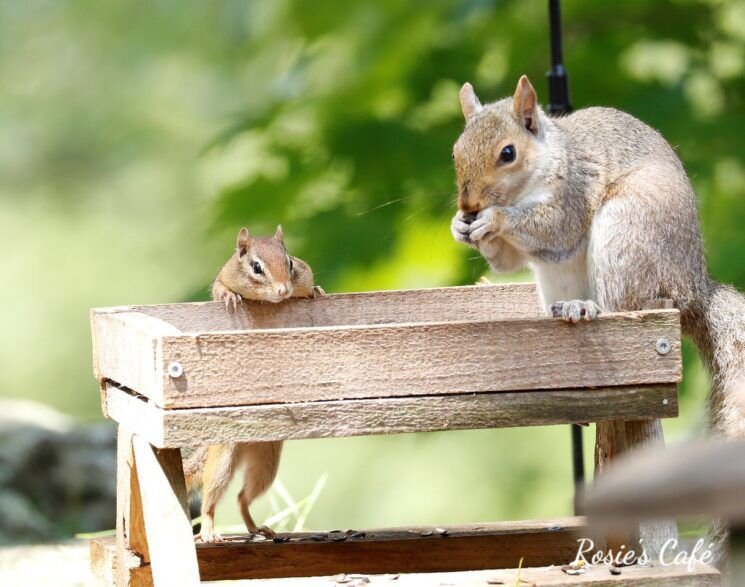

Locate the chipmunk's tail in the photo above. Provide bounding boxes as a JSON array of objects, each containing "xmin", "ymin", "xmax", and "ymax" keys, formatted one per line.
[{"xmin": 687, "ymin": 279, "xmax": 745, "ymax": 438}]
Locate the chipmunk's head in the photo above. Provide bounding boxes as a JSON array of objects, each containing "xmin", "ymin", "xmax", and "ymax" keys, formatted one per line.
[
  {"xmin": 453, "ymin": 75, "xmax": 548, "ymax": 214},
  {"xmin": 234, "ymin": 225, "xmax": 295, "ymax": 302}
]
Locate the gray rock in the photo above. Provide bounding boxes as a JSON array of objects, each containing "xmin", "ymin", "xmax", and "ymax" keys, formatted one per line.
[{"xmin": 0, "ymin": 400, "xmax": 116, "ymax": 544}]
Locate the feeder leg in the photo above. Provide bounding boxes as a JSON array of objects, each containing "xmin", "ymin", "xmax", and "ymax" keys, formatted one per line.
[
  {"xmin": 595, "ymin": 418, "xmax": 678, "ymax": 562},
  {"xmin": 131, "ymin": 434, "xmax": 200, "ymax": 586},
  {"xmin": 115, "ymin": 427, "xmax": 152, "ymax": 587}
]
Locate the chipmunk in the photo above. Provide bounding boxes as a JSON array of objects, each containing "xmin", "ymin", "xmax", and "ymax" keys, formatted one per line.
[
  {"xmin": 211, "ymin": 225, "xmax": 322, "ymax": 310},
  {"xmin": 184, "ymin": 225, "xmax": 323, "ymax": 543},
  {"xmin": 451, "ymin": 75, "xmax": 745, "ymax": 439}
]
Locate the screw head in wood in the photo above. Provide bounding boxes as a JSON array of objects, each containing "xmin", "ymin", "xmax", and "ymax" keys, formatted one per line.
[
  {"xmin": 168, "ymin": 361, "xmax": 184, "ymax": 378},
  {"xmin": 655, "ymin": 339, "xmax": 671, "ymax": 355}
]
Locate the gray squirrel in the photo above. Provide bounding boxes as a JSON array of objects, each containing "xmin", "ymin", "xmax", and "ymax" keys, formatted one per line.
[{"xmin": 451, "ymin": 75, "xmax": 745, "ymax": 439}]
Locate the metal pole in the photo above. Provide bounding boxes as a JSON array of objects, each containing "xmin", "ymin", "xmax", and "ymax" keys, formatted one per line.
[
  {"xmin": 547, "ymin": 0, "xmax": 572, "ymax": 115},
  {"xmin": 545, "ymin": 0, "xmax": 585, "ymax": 511}
]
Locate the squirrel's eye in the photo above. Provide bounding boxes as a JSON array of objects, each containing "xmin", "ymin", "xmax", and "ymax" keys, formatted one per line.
[
  {"xmin": 451, "ymin": 152, "xmax": 455, "ymax": 162},
  {"xmin": 252, "ymin": 261, "xmax": 263, "ymax": 275},
  {"xmin": 288, "ymin": 257, "xmax": 294, "ymax": 272},
  {"xmin": 499, "ymin": 145, "xmax": 516, "ymax": 164}
]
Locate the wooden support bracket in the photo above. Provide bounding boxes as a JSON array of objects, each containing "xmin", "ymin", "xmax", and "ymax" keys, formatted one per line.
[{"xmin": 114, "ymin": 426, "xmax": 199, "ymax": 586}]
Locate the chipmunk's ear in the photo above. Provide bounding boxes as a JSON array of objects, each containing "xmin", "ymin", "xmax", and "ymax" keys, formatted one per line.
[
  {"xmin": 460, "ymin": 82, "xmax": 482, "ymax": 120},
  {"xmin": 237, "ymin": 227, "xmax": 251, "ymax": 257},
  {"xmin": 274, "ymin": 224, "xmax": 284, "ymax": 243},
  {"xmin": 513, "ymin": 75, "xmax": 539, "ymax": 134}
]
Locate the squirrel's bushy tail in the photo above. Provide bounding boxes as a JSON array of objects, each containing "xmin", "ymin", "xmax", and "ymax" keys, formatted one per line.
[{"xmin": 687, "ymin": 280, "xmax": 745, "ymax": 438}]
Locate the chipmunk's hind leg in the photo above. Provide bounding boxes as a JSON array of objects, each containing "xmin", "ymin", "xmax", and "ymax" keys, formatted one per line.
[
  {"xmin": 238, "ymin": 441, "xmax": 283, "ymax": 538},
  {"xmin": 198, "ymin": 445, "xmax": 238, "ymax": 543}
]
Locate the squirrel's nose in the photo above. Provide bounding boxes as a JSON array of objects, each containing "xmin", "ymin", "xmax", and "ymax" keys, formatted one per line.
[
  {"xmin": 277, "ymin": 284, "xmax": 288, "ymax": 297},
  {"xmin": 459, "ymin": 199, "xmax": 481, "ymax": 214},
  {"xmin": 458, "ymin": 187, "xmax": 481, "ymax": 214}
]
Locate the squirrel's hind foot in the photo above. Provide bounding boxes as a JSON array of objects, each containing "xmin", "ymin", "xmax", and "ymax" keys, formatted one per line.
[{"xmin": 551, "ymin": 300, "xmax": 601, "ymax": 323}]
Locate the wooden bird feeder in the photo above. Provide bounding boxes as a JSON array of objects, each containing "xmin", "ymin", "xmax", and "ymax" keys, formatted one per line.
[{"xmin": 87, "ymin": 284, "xmax": 720, "ymax": 585}]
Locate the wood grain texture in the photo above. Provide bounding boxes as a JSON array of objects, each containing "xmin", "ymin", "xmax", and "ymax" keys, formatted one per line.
[
  {"xmin": 156, "ymin": 310, "xmax": 681, "ymax": 409},
  {"xmin": 104, "ymin": 382, "xmax": 678, "ymax": 447},
  {"xmin": 92, "ymin": 517, "xmax": 586, "ymax": 581},
  {"xmin": 131, "ymin": 437, "xmax": 199, "ymax": 586},
  {"xmin": 115, "ymin": 428, "xmax": 150, "ymax": 587},
  {"xmin": 89, "ymin": 519, "xmax": 720, "ymax": 585},
  {"xmin": 90, "ymin": 537, "xmax": 152, "ymax": 587},
  {"xmin": 92, "ymin": 311, "xmax": 180, "ymax": 407},
  {"xmin": 91, "ymin": 285, "xmax": 681, "ymax": 409},
  {"xmin": 129, "ymin": 283, "xmax": 544, "ymax": 332},
  {"xmin": 398, "ymin": 564, "xmax": 719, "ymax": 586},
  {"xmin": 90, "ymin": 539, "xmax": 720, "ymax": 587}
]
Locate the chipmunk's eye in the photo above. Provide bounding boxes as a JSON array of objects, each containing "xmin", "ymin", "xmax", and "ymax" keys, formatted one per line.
[
  {"xmin": 288, "ymin": 257, "xmax": 294, "ymax": 272},
  {"xmin": 251, "ymin": 261, "xmax": 263, "ymax": 275},
  {"xmin": 499, "ymin": 145, "xmax": 516, "ymax": 164}
]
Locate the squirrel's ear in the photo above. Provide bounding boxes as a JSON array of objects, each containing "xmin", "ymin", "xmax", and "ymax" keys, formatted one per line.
[
  {"xmin": 237, "ymin": 227, "xmax": 251, "ymax": 257},
  {"xmin": 274, "ymin": 224, "xmax": 284, "ymax": 243},
  {"xmin": 512, "ymin": 75, "xmax": 539, "ymax": 134},
  {"xmin": 459, "ymin": 82, "xmax": 482, "ymax": 120}
]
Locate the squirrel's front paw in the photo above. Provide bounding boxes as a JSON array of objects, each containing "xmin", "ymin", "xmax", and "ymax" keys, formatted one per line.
[
  {"xmin": 551, "ymin": 300, "xmax": 601, "ymax": 323},
  {"xmin": 451, "ymin": 211, "xmax": 477, "ymax": 248},
  {"xmin": 469, "ymin": 207, "xmax": 505, "ymax": 244},
  {"xmin": 312, "ymin": 285, "xmax": 326, "ymax": 297}
]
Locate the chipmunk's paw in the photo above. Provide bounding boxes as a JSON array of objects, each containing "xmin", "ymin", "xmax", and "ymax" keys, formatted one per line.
[
  {"xmin": 451, "ymin": 211, "xmax": 476, "ymax": 248},
  {"xmin": 197, "ymin": 530, "xmax": 224, "ymax": 544},
  {"xmin": 312, "ymin": 285, "xmax": 326, "ymax": 297},
  {"xmin": 551, "ymin": 300, "xmax": 601, "ymax": 323},
  {"xmin": 218, "ymin": 291, "xmax": 242, "ymax": 313}
]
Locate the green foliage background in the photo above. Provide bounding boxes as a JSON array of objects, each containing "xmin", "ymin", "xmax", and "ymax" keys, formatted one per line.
[{"xmin": 1, "ymin": 0, "xmax": 743, "ymax": 533}]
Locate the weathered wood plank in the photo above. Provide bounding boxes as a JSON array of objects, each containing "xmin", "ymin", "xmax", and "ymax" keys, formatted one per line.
[
  {"xmin": 91, "ymin": 536, "xmax": 152, "ymax": 587},
  {"xmin": 398, "ymin": 564, "xmax": 719, "ymax": 586},
  {"xmin": 104, "ymin": 382, "xmax": 678, "ymax": 447},
  {"xmin": 91, "ymin": 285, "xmax": 681, "ymax": 409},
  {"xmin": 90, "ymin": 539, "xmax": 720, "ymax": 587},
  {"xmin": 115, "ymin": 428, "xmax": 150, "ymax": 587},
  {"xmin": 92, "ymin": 311, "xmax": 180, "ymax": 407},
  {"xmin": 92, "ymin": 517, "xmax": 586, "ymax": 581},
  {"xmin": 90, "ymin": 518, "xmax": 720, "ymax": 584},
  {"xmin": 157, "ymin": 310, "xmax": 681, "ymax": 408},
  {"xmin": 131, "ymin": 437, "xmax": 199, "ymax": 586},
  {"xmin": 120, "ymin": 283, "xmax": 544, "ymax": 332}
]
